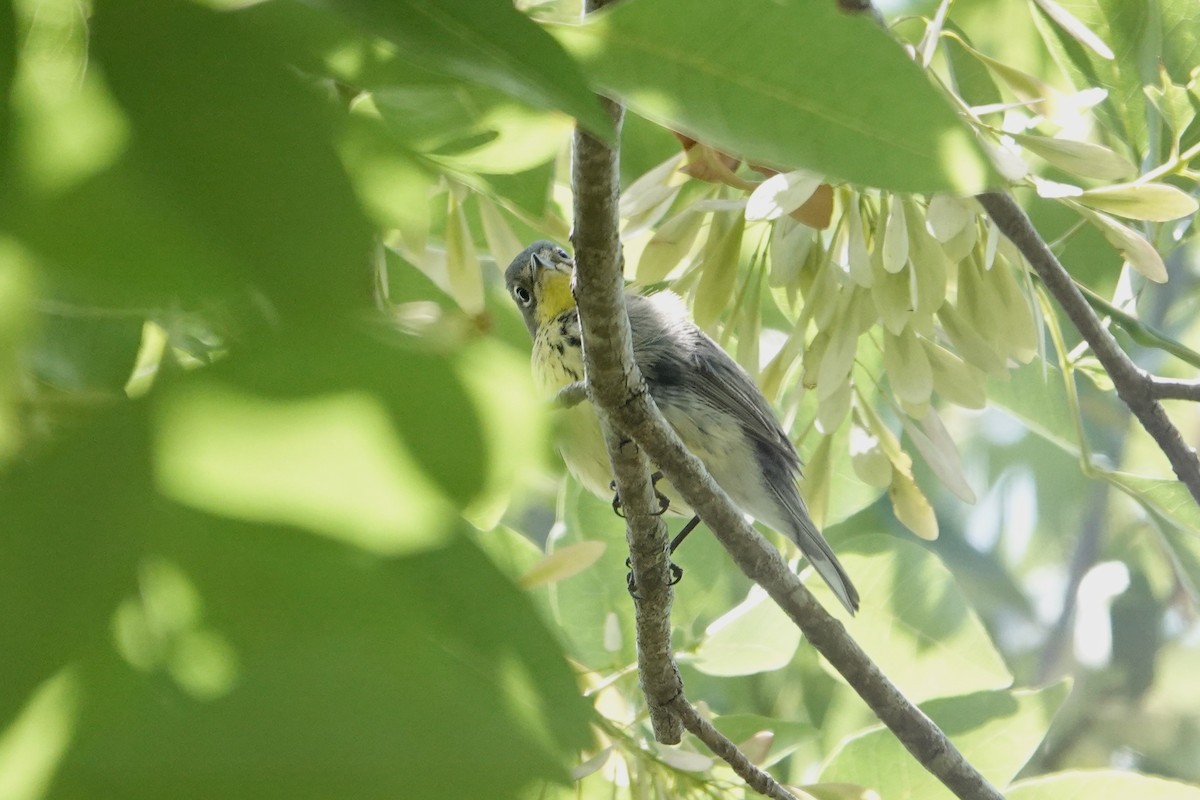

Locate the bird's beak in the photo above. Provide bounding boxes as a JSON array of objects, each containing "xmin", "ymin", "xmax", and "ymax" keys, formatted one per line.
[{"xmin": 532, "ymin": 252, "xmax": 572, "ymax": 274}]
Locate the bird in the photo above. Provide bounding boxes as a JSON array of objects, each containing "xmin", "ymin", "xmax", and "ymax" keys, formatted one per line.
[{"xmin": 504, "ymin": 240, "xmax": 859, "ymax": 614}]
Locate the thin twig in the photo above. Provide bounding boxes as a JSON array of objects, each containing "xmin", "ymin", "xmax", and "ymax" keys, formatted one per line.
[
  {"xmin": 1148, "ymin": 378, "xmax": 1200, "ymax": 402},
  {"xmin": 976, "ymin": 193, "xmax": 1200, "ymax": 506},
  {"xmin": 669, "ymin": 698, "xmax": 802, "ymax": 800}
]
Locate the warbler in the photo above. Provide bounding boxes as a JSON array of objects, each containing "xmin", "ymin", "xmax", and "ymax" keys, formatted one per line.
[{"xmin": 505, "ymin": 241, "xmax": 859, "ymax": 614}]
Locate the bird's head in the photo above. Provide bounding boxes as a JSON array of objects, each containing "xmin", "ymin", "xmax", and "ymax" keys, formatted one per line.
[{"xmin": 504, "ymin": 240, "xmax": 576, "ymax": 337}]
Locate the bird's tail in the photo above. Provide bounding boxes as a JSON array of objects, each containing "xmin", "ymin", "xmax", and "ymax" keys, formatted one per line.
[{"xmin": 790, "ymin": 514, "xmax": 860, "ymax": 615}]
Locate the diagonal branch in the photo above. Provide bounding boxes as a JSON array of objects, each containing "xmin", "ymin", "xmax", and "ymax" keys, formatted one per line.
[
  {"xmin": 568, "ymin": 57, "xmax": 1003, "ymax": 800},
  {"xmin": 976, "ymin": 193, "xmax": 1200, "ymax": 506},
  {"xmin": 669, "ymin": 698, "xmax": 805, "ymax": 800}
]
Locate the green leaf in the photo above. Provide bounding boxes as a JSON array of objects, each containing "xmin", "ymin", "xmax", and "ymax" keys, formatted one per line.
[
  {"xmin": 987, "ymin": 361, "xmax": 1080, "ymax": 454},
  {"xmin": 820, "ymin": 683, "xmax": 1070, "ymax": 798},
  {"xmin": 518, "ymin": 541, "xmax": 607, "ymax": 589},
  {"xmin": 0, "ymin": 409, "xmax": 145, "ymax": 725},
  {"xmin": 1032, "ymin": 0, "xmax": 1115, "ymax": 61},
  {"xmin": 550, "ymin": 480, "xmax": 642, "ymax": 667},
  {"xmin": 693, "ymin": 213, "xmax": 745, "ymax": 328},
  {"xmin": 809, "ymin": 536, "xmax": 1012, "ymax": 701},
  {"xmin": 0, "ymin": 0, "xmax": 14, "ymax": 183},
  {"xmin": 1078, "ymin": 182, "xmax": 1200, "ymax": 221},
  {"xmin": 153, "ymin": 381, "xmax": 456, "ymax": 555},
  {"xmin": 2, "ymin": 403, "xmax": 589, "ymax": 798},
  {"xmin": 81, "ymin": 0, "xmax": 373, "ymax": 319},
  {"xmin": 323, "ymin": 0, "xmax": 610, "ymax": 138},
  {"xmin": 215, "ymin": 327, "xmax": 490, "ymax": 510},
  {"xmin": 1009, "ymin": 133, "xmax": 1137, "ymax": 181},
  {"xmin": 52, "ymin": 529, "xmax": 591, "ymax": 799},
  {"xmin": 1007, "ymin": 770, "xmax": 1200, "ymax": 800},
  {"xmin": 1159, "ymin": 0, "xmax": 1200, "ymax": 88},
  {"xmin": 691, "ymin": 587, "xmax": 802, "ymax": 676},
  {"xmin": 29, "ymin": 310, "xmax": 145, "ymax": 393},
  {"xmin": 942, "ymin": 24, "xmax": 1004, "ymax": 110},
  {"xmin": 1072, "ymin": 205, "xmax": 1168, "ymax": 282},
  {"xmin": 1031, "ymin": 0, "xmax": 1151, "ymax": 155},
  {"xmin": 557, "ymin": 0, "xmax": 995, "ymax": 193},
  {"xmin": 711, "ymin": 713, "xmax": 816, "ymax": 766},
  {"xmin": 1110, "ymin": 472, "xmax": 1200, "ymax": 535}
]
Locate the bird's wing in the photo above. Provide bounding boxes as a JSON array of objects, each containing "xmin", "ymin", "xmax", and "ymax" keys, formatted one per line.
[{"xmin": 627, "ymin": 291, "xmax": 800, "ymax": 472}]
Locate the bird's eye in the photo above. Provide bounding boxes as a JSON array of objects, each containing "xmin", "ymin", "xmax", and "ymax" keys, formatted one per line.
[
  {"xmin": 554, "ymin": 247, "xmax": 569, "ymax": 260},
  {"xmin": 514, "ymin": 286, "xmax": 533, "ymax": 306}
]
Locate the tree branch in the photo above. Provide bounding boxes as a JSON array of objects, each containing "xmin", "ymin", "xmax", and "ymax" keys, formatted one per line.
[
  {"xmin": 597, "ymin": 389, "xmax": 1004, "ymax": 799},
  {"xmin": 1148, "ymin": 377, "xmax": 1200, "ymax": 402},
  {"xmin": 570, "ymin": 12, "xmax": 683, "ymax": 743},
  {"xmin": 669, "ymin": 698, "xmax": 803, "ymax": 800},
  {"xmin": 572, "ymin": 107, "xmax": 802, "ymax": 789},
  {"xmin": 976, "ymin": 193, "xmax": 1200, "ymax": 506},
  {"xmin": 569, "ymin": 95, "xmax": 1004, "ymax": 800}
]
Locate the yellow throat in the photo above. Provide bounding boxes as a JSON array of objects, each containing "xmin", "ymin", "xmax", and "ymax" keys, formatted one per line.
[{"xmin": 535, "ymin": 268, "xmax": 575, "ymax": 326}]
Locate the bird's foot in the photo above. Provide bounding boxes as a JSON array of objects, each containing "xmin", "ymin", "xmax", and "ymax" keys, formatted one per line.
[
  {"xmin": 609, "ymin": 472, "xmax": 671, "ymax": 519},
  {"xmin": 625, "ymin": 556, "xmax": 684, "ymax": 598}
]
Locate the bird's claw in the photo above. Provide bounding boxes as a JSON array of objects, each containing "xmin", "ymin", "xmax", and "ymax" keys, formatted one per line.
[
  {"xmin": 625, "ymin": 556, "xmax": 684, "ymax": 598},
  {"xmin": 609, "ymin": 473, "xmax": 671, "ymax": 519}
]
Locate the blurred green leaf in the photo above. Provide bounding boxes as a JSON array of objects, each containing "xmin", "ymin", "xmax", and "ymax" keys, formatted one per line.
[
  {"xmin": 45, "ymin": 0, "xmax": 374, "ymax": 318},
  {"xmin": 987, "ymin": 362, "xmax": 1080, "ymax": 454},
  {"xmin": 338, "ymin": 110, "xmax": 436, "ymax": 240},
  {"xmin": 1032, "ymin": 0, "xmax": 1150, "ymax": 155},
  {"xmin": 321, "ymin": 0, "xmax": 610, "ymax": 138},
  {"xmin": 48, "ymin": 525, "xmax": 591, "ymax": 799},
  {"xmin": 943, "ymin": 24, "xmax": 1005, "ymax": 110},
  {"xmin": 154, "ymin": 380, "xmax": 455, "ymax": 555},
  {"xmin": 810, "ymin": 536, "xmax": 1012, "ymax": 702},
  {"xmin": 821, "ymin": 682, "xmax": 1070, "ymax": 798},
  {"xmin": 214, "ymin": 326, "xmax": 489, "ymax": 509},
  {"xmin": 30, "ymin": 311, "xmax": 145, "ymax": 393},
  {"xmin": 557, "ymin": 0, "xmax": 996, "ymax": 193},
  {"xmin": 691, "ymin": 587, "xmax": 802, "ymax": 676},
  {"xmin": 551, "ymin": 480, "xmax": 641, "ymax": 667},
  {"xmin": 1007, "ymin": 770, "xmax": 1200, "ymax": 800},
  {"xmin": 712, "ymin": 712, "xmax": 816, "ymax": 767},
  {"xmin": 0, "ymin": 0, "xmax": 14, "ymax": 184},
  {"xmin": 1159, "ymin": 0, "xmax": 1200, "ymax": 85},
  {"xmin": 372, "ymin": 85, "xmax": 569, "ymax": 176},
  {"xmin": 0, "ymin": 409, "xmax": 144, "ymax": 725}
]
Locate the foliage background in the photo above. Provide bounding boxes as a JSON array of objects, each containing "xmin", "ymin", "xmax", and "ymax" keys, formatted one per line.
[{"xmin": 1, "ymin": 0, "xmax": 1200, "ymax": 798}]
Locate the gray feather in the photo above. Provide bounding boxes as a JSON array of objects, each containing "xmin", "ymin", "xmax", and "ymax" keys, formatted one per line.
[{"xmin": 627, "ymin": 292, "xmax": 860, "ymax": 614}]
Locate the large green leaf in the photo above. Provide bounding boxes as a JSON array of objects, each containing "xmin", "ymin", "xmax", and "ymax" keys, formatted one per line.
[
  {"xmin": 820, "ymin": 683, "xmax": 1070, "ymax": 798},
  {"xmin": 0, "ymin": 0, "xmax": 14, "ymax": 183},
  {"xmin": 809, "ymin": 536, "xmax": 1013, "ymax": 703},
  {"xmin": 1008, "ymin": 770, "xmax": 1200, "ymax": 800},
  {"xmin": 557, "ymin": 0, "xmax": 996, "ymax": 193},
  {"xmin": 1, "ymin": 403, "xmax": 589, "ymax": 798},
  {"xmin": 46, "ymin": 528, "xmax": 590, "ymax": 799},
  {"xmin": 318, "ymin": 0, "xmax": 610, "ymax": 138},
  {"xmin": 32, "ymin": 0, "xmax": 375, "ymax": 318},
  {"xmin": 28, "ymin": 310, "xmax": 145, "ymax": 393},
  {"xmin": 210, "ymin": 326, "xmax": 490, "ymax": 510},
  {"xmin": 987, "ymin": 362, "xmax": 1080, "ymax": 454},
  {"xmin": 0, "ymin": 410, "xmax": 145, "ymax": 725},
  {"xmin": 986, "ymin": 362, "xmax": 1200, "ymax": 589},
  {"xmin": 691, "ymin": 586, "xmax": 802, "ymax": 676}
]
